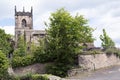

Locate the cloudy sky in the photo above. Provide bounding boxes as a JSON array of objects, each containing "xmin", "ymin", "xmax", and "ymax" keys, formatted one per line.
[{"xmin": 0, "ymin": 0, "xmax": 120, "ymax": 47}]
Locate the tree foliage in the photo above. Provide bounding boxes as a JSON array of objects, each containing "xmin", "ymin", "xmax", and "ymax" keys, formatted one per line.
[
  {"xmin": 33, "ymin": 38, "xmax": 49, "ymax": 63},
  {"xmin": 45, "ymin": 8, "xmax": 94, "ymax": 77},
  {"xmin": 0, "ymin": 29, "xmax": 12, "ymax": 55},
  {"xmin": 30, "ymin": 41, "xmax": 37, "ymax": 54},
  {"xmin": 100, "ymin": 29, "xmax": 115, "ymax": 49},
  {"xmin": 13, "ymin": 35, "xmax": 26, "ymax": 57},
  {"xmin": 0, "ymin": 50, "xmax": 9, "ymax": 79},
  {"xmin": 11, "ymin": 55, "xmax": 34, "ymax": 68}
]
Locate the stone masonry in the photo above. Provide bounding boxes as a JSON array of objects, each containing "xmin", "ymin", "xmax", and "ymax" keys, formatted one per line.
[{"xmin": 78, "ymin": 53, "xmax": 120, "ymax": 71}]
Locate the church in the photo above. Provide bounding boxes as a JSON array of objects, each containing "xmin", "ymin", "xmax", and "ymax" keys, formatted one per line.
[{"xmin": 14, "ymin": 6, "xmax": 45, "ymax": 49}]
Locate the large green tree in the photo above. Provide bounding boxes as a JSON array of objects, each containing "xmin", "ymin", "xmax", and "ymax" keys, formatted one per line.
[
  {"xmin": 100, "ymin": 29, "xmax": 115, "ymax": 49},
  {"xmin": 45, "ymin": 8, "xmax": 94, "ymax": 77},
  {"xmin": 0, "ymin": 29, "xmax": 12, "ymax": 55}
]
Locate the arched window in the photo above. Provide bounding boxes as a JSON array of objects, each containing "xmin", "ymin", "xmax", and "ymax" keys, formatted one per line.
[{"xmin": 22, "ymin": 19, "xmax": 27, "ymax": 27}]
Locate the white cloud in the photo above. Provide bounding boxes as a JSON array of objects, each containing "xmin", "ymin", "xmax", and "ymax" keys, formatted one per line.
[
  {"xmin": 34, "ymin": 11, "xmax": 51, "ymax": 30},
  {"xmin": 0, "ymin": 26, "xmax": 14, "ymax": 35}
]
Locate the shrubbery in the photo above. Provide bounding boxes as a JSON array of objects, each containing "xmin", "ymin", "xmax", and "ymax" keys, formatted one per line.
[
  {"xmin": 33, "ymin": 48, "xmax": 49, "ymax": 63},
  {"xmin": 82, "ymin": 50, "xmax": 102, "ymax": 55},
  {"xmin": 0, "ymin": 29, "xmax": 13, "ymax": 55},
  {"xmin": 0, "ymin": 50, "xmax": 9, "ymax": 79},
  {"xmin": 46, "ymin": 63, "xmax": 69, "ymax": 77},
  {"xmin": 9, "ymin": 74, "xmax": 49, "ymax": 80},
  {"xmin": 31, "ymin": 74, "xmax": 49, "ymax": 80},
  {"xmin": 13, "ymin": 36, "xmax": 27, "ymax": 57},
  {"xmin": 33, "ymin": 38, "xmax": 53, "ymax": 63},
  {"xmin": 12, "ymin": 55, "xmax": 35, "ymax": 68},
  {"xmin": 105, "ymin": 48, "xmax": 120, "ymax": 57},
  {"xmin": 8, "ymin": 76, "xmax": 20, "ymax": 80}
]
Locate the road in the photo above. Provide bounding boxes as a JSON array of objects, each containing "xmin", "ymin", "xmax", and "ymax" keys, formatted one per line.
[{"xmin": 67, "ymin": 65, "xmax": 120, "ymax": 80}]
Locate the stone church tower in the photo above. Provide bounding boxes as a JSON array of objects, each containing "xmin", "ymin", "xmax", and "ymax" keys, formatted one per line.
[
  {"xmin": 14, "ymin": 6, "xmax": 46, "ymax": 50},
  {"xmin": 15, "ymin": 6, "xmax": 33, "ymax": 49}
]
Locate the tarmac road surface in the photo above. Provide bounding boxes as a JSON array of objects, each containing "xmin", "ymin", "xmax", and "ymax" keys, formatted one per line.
[{"xmin": 67, "ymin": 65, "xmax": 120, "ymax": 80}]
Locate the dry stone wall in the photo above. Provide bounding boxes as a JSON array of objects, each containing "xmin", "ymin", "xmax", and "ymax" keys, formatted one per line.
[
  {"xmin": 9, "ymin": 63, "xmax": 47, "ymax": 76},
  {"xmin": 78, "ymin": 53, "xmax": 120, "ymax": 71},
  {"xmin": 68, "ymin": 53, "xmax": 120, "ymax": 76}
]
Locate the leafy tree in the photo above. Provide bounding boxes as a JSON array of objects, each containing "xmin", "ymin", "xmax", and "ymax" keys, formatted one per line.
[
  {"xmin": 0, "ymin": 29, "xmax": 13, "ymax": 55},
  {"xmin": 74, "ymin": 14, "xmax": 94, "ymax": 43},
  {"xmin": 100, "ymin": 29, "xmax": 115, "ymax": 49},
  {"xmin": 0, "ymin": 50, "xmax": 9, "ymax": 79},
  {"xmin": 45, "ymin": 8, "xmax": 94, "ymax": 77},
  {"xmin": 13, "ymin": 35, "xmax": 26, "ymax": 57}
]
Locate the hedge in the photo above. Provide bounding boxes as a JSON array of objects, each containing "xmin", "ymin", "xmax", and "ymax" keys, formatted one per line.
[{"xmin": 11, "ymin": 55, "xmax": 35, "ymax": 68}]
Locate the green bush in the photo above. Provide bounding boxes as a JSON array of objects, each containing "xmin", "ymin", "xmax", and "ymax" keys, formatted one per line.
[
  {"xmin": 31, "ymin": 74, "xmax": 49, "ymax": 80},
  {"xmin": 13, "ymin": 48, "xmax": 26, "ymax": 57},
  {"xmin": 12, "ymin": 55, "xmax": 35, "ymax": 68},
  {"xmin": 115, "ymin": 50, "xmax": 120, "ymax": 57},
  {"xmin": 82, "ymin": 50, "xmax": 102, "ymax": 55},
  {"xmin": 9, "ymin": 74, "xmax": 49, "ymax": 80},
  {"xmin": 105, "ymin": 48, "xmax": 116, "ymax": 54},
  {"xmin": 105, "ymin": 48, "xmax": 120, "ymax": 57},
  {"xmin": 13, "ymin": 36, "xmax": 26, "ymax": 57},
  {"xmin": 33, "ymin": 49, "xmax": 50, "ymax": 63},
  {"xmin": 8, "ymin": 76, "xmax": 20, "ymax": 80},
  {"xmin": 46, "ymin": 63, "xmax": 71, "ymax": 77},
  {"xmin": 0, "ymin": 50, "xmax": 9, "ymax": 79},
  {"xmin": 19, "ymin": 74, "xmax": 32, "ymax": 80}
]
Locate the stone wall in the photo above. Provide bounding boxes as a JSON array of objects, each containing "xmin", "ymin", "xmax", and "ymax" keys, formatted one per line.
[
  {"xmin": 9, "ymin": 63, "xmax": 47, "ymax": 76},
  {"xmin": 78, "ymin": 53, "xmax": 120, "ymax": 71},
  {"xmin": 9, "ymin": 53, "xmax": 120, "ymax": 77},
  {"xmin": 68, "ymin": 53, "xmax": 120, "ymax": 76}
]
